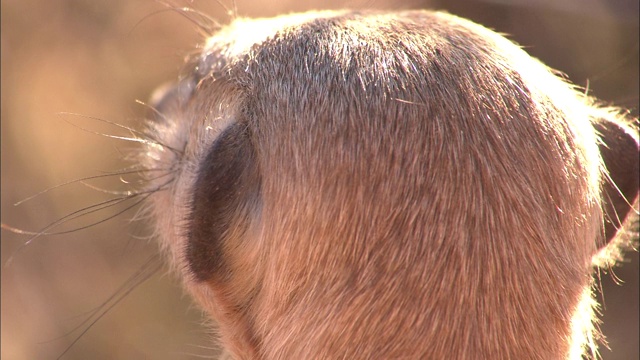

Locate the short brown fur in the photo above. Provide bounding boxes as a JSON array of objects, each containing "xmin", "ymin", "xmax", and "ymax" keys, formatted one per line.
[{"xmin": 144, "ymin": 10, "xmax": 639, "ymax": 359}]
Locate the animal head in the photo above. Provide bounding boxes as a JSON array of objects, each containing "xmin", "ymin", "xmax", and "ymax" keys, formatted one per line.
[{"xmin": 143, "ymin": 10, "xmax": 639, "ymax": 359}]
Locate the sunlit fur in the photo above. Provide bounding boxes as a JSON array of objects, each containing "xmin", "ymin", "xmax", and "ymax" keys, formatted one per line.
[{"xmin": 144, "ymin": 10, "xmax": 638, "ymax": 359}]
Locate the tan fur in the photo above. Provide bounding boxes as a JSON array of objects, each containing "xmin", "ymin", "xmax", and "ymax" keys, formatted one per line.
[{"xmin": 144, "ymin": 10, "xmax": 638, "ymax": 359}]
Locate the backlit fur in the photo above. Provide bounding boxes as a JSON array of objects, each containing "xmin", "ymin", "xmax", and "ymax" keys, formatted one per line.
[{"xmin": 143, "ymin": 10, "xmax": 639, "ymax": 359}]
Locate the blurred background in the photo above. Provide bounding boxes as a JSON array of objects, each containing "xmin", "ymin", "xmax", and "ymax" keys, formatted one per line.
[{"xmin": 1, "ymin": 0, "xmax": 637, "ymax": 359}]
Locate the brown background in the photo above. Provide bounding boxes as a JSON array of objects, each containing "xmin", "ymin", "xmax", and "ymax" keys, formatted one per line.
[{"xmin": 1, "ymin": 0, "xmax": 638, "ymax": 359}]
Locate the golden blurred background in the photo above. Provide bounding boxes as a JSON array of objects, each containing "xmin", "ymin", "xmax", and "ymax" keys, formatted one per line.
[{"xmin": 1, "ymin": 0, "xmax": 637, "ymax": 359}]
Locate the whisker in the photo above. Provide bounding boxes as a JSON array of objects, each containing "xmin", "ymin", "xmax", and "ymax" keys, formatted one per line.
[
  {"xmin": 4, "ymin": 194, "xmax": 139, "ymax": 237},
  {"xmin": 231, "ymin": 0, "xmax": 238, "ymax": 20},
  {"xmin": 154, "ymin": 0, "xmax": 222, "ymax": 37},
  {"xmin": 57, "ymin": 112, "xmax": 184, "ymax": 156},
  {"xmin": 3, "ymin": 182, "xmax": 171, "ymax": 267},
  {"xmin": 601, "ymin": 162, "xmax": 636, "ymax": 210},
  {"xmin": 13, "ymin": 168, "xmax": 168, "ymax": 206},
  {"xmin": 134, "ymin": 97, "xmax": 194, "ymax": 133},
  {"xmin": 62, "ymin": 117, "xmax": 146, "ymax": 144},
  {"xmin": 59, "ymin": 116, "xmax": 171, "ymax": 154},
  {"xmin": 45, "ymin": 254, "xmax": 162, "ymax": 342},
  {"xmin": 135, "ymin": 99, "xmax": 169, "ymax": 124},
  {"xmin": 54, "ymin": 254, "xmax": 163, "ymax": 360},
  {"xmin": 79, "ymin": 170, "xmax": 172, "ymax": 196},
  {"xmin": 128, "ymin": 7, "xmax": 199, "ymax": 38},
  {"xmin": 179, "ymin": 350, "xmax": 223, "ymax": 359},
  {"xmin": 208, "ymin": 0, "xmax": 236, "ymax": 21}
]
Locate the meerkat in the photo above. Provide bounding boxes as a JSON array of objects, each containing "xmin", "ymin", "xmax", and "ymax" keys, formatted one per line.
[{"xmin": 142, "ymin": 10, "xmax": 639, "ymax": 359}]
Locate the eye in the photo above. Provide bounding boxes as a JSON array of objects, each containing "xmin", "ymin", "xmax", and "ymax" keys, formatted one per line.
[{"xmin": 148, "ymin": 77, "xmax": 196, "ymax": 122}]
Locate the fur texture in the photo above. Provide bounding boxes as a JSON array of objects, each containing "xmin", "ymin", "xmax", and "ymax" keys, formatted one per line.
[{"xmin": 143, "ymin": 10, "xmax": 639, "ymax": 359}]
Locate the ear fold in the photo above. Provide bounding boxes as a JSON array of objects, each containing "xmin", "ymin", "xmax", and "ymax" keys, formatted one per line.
[
  {"xmin": 187, "ymin": 122, "xmax": 262, "ymax": 281},
  {"xmin": 594, "ymin": 118, "xmax": 639, "ymax": 242}
]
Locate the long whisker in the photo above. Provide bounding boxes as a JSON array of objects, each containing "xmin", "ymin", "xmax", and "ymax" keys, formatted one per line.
[
  {"xmin": 208, "ymin": 0, "xmax": 238, "ymax": 20},
  {"xmin": 57, "ymin": 112, "xmax": 183, "ymax": 156},
  {"xmin": 231, "ymin": 0, "xmax": 239, "ymax": 20},
  {"xmin": 135, "ymin": 99, "xmax": 176, "ymax": 125},
  {"xmin": 3, "ymin": 195, "xmax": 137, "ymax": 238},
  {"xmin": 128, "ymin": 7, "xmax": 199, "ymax": 37},
  {"xmin": 13, "ymin": 168, "xmax": 168, "ymax": 206},
  {"xmin": 154, "ymin": 0, "xmax": 222, "ymax": 37},
  {"xmin": 3, "ymin": 182, "xmax": 171, "ymax": 267},
  {"xmin": 601, "ymin": 162, "xmax": 637, "ymax": 210},
  {"xmin": 40, "ymin": 254, "xmax": 162, "ymax": 343},
  {"xmin": 79, "ymin": 171, "xmax": 172, "ymax": 195},
  {"xmin": 54, "ymin": 254, "xmax": 163, "ymax": 360},
  {"xmin": 57, "ymin": 112, "xmax": 150, "ymax": 140}
]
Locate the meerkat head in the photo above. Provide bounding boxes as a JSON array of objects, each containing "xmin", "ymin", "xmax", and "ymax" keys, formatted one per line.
[{"xmin": 142, "ymin": 10, "xmax": 638, "ymax": 359}]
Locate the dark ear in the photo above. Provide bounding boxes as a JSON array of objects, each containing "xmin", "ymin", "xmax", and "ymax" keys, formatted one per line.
[
  {"xmin": 187, "ymin": 123, "xmax": 261, "ymax": 281},
  {"xmin": 594, "ymin": 118, "xmax": 639, "ymax": 242}
]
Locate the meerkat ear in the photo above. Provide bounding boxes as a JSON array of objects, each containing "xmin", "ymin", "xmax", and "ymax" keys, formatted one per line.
[
  {"xmin": 187, "ymin": 122, "xmax": 261, "ymax": 281},
  {"xmin": 594, "ymin": 117, "xmax": 639, "ymax": 243}
]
